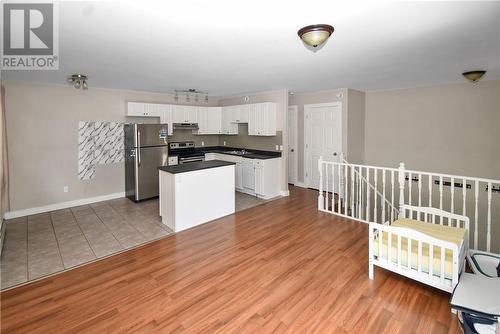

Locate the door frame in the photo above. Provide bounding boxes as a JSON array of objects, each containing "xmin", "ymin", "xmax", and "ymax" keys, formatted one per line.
[
  {"xmin": 304, "ymin": 102, "xmax": 343, "ymax": 189},
  {"xmin": 288, "ymin": 105, "xmax": 298, "ymax": 185}
]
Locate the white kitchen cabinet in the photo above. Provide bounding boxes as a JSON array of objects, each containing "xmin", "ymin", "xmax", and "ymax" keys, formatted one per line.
[
  {"xmin": 223, "ymin": 105, "xmax": 241, "ymax": 123},
  {"xmin": 253, "ymin": 158, "xmax": 281, "ymax": 199},
  {"xmin": 204, "ymin": 153, "xmax": 216, "ymax": 161},
  {"xmin": 127, "ymin": 102, "xmax": 146, "ymax": 116},
  {"xmin": 248, "ymin": 102, "xmax": 277, "ymax": 136},
  {"xmin": 145, "ymin": 103, "xmax": 162, "ymax": 117},
  {"xmin": 127, "ymin": 102, "xmax": 276, "ymax": 137},
  {"xmin": 221, "ymin": 106, "xmax": 238, "ymax": 135},
  {"xmin": 242, "ymin": 159, "xmax": 255, "ymax": 192},
  {"xmin": 159, "ymin": 104, "xmax": 173, "ymax": 135},
  {"xmin": 254, "ymin": 162, "xmax": 264, "ymax": 196},
  {"xmin": 207, "ymin": 153, "xmax": 243, "ymax": 189},
  {"xmin": 238, "ymin": 104, "xmax": 250, "ymax": 123},
  {"xmin": 207, "ymin": 153, "xmax": 281, "ymax": 199},
  {"xmin": 172, "ymin": 105, "xmax": 198, "ymax": 123},
  {"xmin": 197, "ymin": 107, "xmax": 222, "ymax": 135},
  {"xmin": 235, "ymin": 161, "xmax": 243, "ymax": 190},
  {"xmin": 127, "ymin": 102, "xmax": 162, "ymax": 117}
]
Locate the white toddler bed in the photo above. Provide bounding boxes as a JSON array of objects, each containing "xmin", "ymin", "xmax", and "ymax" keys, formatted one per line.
[{"xmin": 369, "ymin": 205, "xmax": 469, "ymax": 293}]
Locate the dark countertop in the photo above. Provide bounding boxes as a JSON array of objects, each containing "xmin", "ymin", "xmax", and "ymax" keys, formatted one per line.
[
  {"xmin": 158, "ymin": 160, "xmax": 235, "ymax": 174},
  {"xmin": 194, "ymin": 146, "xmax": 281, "ymax": 160}
]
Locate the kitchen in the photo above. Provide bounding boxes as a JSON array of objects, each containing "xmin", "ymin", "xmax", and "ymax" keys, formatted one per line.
[{"xmin": 125, "ymin": 99, "xmax": 284, "ymax": 232}]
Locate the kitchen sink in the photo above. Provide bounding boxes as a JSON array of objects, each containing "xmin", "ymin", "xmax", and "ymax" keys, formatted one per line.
[{"xmin": 227, "ymin": 150, "xmax": 249, "ymax": 155}]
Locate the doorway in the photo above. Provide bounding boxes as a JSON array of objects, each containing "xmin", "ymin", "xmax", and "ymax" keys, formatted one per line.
[{"xmin": 304, "ymin": 102, "xmax": 342, "ymax": 190}]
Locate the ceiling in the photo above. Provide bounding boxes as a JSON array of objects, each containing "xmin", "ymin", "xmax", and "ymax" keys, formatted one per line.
[{"xmin": 2, "ymin": 0, "xmax": 500, "ymax": 96}]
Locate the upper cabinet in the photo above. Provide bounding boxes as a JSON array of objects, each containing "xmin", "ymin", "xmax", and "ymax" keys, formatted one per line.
[
  {"xmin": 222, "ymin": 105, "xmax": 240, "ymax": 123},
  {"xmin": 127, "ymin": 102, "xmax": 146, "ymax": 116},
  {"xmin": 248, "ymin": 102, "xmax": 276, "ymax": 136},
  {"xmin": 159, "ymin": 104, "xmax": 173, "ymax": 135},
  {"xmin": 197, "ymin": 107, "xmax": 222, "ymax": 135},
  {"xmin": 221, "ymin": 106, "xmax": 238, "ymax": 135},
  {"xmin": 172, "ymin": 105, "xmax": 198, "ymax": 123},
  {"xmin": 238, "ymin": 105, "xmax": 250, "ymax": 123},
  {"xmin": 126, "ymin": 102, "xmax": 276, "ymax": 136}
]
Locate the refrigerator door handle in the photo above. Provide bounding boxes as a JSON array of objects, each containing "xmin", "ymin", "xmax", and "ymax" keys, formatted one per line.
[{"xmin": 137, "ymin": 130, "xmax": 141, "ymax": 166}]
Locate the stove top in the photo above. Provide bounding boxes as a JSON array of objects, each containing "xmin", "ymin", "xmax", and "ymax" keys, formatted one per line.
[{"xmin": 168, "ymin": 141, "xmax": 204, "ymax": 158}]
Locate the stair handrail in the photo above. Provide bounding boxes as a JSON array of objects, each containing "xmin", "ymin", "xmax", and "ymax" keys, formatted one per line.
[{"xmin": 341, "ymin": 157, "xmax": 399, "ymax": 219}]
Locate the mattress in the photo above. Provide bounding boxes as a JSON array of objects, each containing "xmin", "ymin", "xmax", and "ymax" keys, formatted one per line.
[{"xmin": 373, "ymin": 218, "xmax": 467, "ymax": 279}]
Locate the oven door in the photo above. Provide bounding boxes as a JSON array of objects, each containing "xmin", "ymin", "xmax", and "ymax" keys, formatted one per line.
[{"xmin": 179, "ymin": 156, "xmax": 205, "ymax": 164}]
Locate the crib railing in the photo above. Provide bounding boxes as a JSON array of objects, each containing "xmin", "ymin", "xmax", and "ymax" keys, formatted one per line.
[{"xmin": 318, "ymin": 156, "xmax": 500, "ymax": 252}]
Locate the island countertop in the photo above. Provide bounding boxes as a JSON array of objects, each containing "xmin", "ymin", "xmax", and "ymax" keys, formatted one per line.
[{"xmin": 158, "ymin": 160, "xmax": 235, "ymax": 174}]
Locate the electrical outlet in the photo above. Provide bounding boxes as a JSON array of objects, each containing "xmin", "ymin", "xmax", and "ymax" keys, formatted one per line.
[
  {"xmin": 279, "ymin": 145, "xmax": 283, "ymax": 151},
  {"xmin": 63, "ymin": 186, "xmax": 69, "ymax": 193},
  {"xmin": 201, "ymin": 141, "xmax": 205, "ymax": 146},
  {"xmin": 223, "ymin": 141, "xmax": 226, "ymax": 146},
  {"xmin": 275, "ymin": 145, "xmax": 279, "ymax": 151}
]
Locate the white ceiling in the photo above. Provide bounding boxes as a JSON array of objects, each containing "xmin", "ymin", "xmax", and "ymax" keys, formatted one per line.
[{"xmin": 3, "ymin": 0, "xmax": 500, "ymax": 96}]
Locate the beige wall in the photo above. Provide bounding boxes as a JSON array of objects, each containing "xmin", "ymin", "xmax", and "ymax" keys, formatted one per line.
[
  {"xmin": 346, "ymin": 89, "xmax": 366, "ymax": 164},
  {"xmin": 4, "ymin": 81, "xmax": 220, "ymax": 211},
  {"xmin": 218, "ymin": 89, "xmax": 289, "ymax": 193},
  {"xmin": 169, "ymin": 130, "xmax": 219, "ymax": 147},
  {"xmin": 364, "ymin": 80, "xmax": 500, "ymax": 179},
  {"xmin": 289, "ymin": 88, "xmax": 366, "ymax": 183},
  {"xmin": 5, "ymin": 81, "xmax": 288, "ymax": 212},
  {"xmin": 220, "ymin": 124, "xmax": 282, "ymax": 152}
]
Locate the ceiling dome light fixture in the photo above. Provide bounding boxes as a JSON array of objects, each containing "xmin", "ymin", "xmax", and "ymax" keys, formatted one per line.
[
  {"xmin": 68, "ymin": 74, "xmax": 88, "ymax": 90},
  {"xmin": 462, "ymin": 70, "xmax": 486, "ymax": 83},
  {"xmin": 298, "ymin": 24, "xmax": 334, "ymax": 48}
]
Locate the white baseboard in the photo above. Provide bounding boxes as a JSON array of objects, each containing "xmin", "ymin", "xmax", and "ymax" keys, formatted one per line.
[
  {"xmin": 280, "ymin": 190, "xmax": 290, "ymax": 197},
  {"xmin": 293, "ymin": 182, "xmax": 307, "ymax": 188},
  {"xmin": 4, "ymin": 192, "xmax": 126, "ymax": 220}
]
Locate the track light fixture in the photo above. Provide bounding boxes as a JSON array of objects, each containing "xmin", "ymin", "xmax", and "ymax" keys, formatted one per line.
[
  {"xmin": 68, "ymin": 74, "xmax": 88, "ymax": 90},
  {"xmin": 174, "ymin": 89, "xmax": 209, "ymax": 103}
]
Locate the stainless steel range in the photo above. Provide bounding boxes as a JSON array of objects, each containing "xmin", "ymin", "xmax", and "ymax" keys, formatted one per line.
[{"xmin": 168, "ymin": 141, "xmax": 205, "ymax": 165}]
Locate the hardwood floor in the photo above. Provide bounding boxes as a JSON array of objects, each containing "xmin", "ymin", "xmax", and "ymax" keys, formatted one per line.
[{"xmin": 0, "ymin": 187, "xmax": 460, "ymax": 333}]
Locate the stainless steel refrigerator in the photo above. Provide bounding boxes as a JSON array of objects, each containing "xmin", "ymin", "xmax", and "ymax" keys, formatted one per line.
[{"xmin": 124, "ymin": 123, "xmax": 168, "ymax": 202}]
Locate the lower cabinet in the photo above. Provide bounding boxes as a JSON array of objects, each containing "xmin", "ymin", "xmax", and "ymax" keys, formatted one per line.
[
  {"xmin": 205, "ymin": 153, "xmax": 281, "ymax": 199},
  {"xmin": 241, "ymin": 160, "xmax": 255, "ymax": 192},
  {"xmin": 254, "ymin": 163, "xmax": 264, "ymax": 196},
  {"xmin": 253, "ymin": 158, "xmax": 281, "ymax": 199},
  {"xmin": 235, "ymin": 161, "xmax": 243, "ymax": 190}
]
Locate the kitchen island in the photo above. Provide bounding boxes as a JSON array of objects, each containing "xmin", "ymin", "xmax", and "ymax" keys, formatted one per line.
[{"xmin": 158, "ymin": 160, "xmax": 235, "ymax": 232}]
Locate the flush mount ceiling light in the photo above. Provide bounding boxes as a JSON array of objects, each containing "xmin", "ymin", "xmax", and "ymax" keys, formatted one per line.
[
  {"xmin": 174, "ymin": 89, "xmax": 209, "ymax": 103},
  {"xmin": 462, "ymin": 70, "xmax": 486, "ymax": 83},
  {"xmin": 298, "ymin": 24, "xmax": 334, "ymax": 48},
  {"xmin": 68, "ymin": 74, "xmax": 88, "ymax": 90}
]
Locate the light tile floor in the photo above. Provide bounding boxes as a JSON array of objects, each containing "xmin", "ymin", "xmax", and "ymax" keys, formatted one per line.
[{"xmin": 1, "ymin": 192, "xmax": 269, "ymax": 290}]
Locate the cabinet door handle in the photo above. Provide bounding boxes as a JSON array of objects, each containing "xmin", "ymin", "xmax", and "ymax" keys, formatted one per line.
[{"xmin": 137, "ymin": 130, "xmax": 141, "ymax": 166}]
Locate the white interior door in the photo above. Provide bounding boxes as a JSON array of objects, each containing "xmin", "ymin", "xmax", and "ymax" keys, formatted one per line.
[
  {"xmin": 305, "ymin": 102, "xmax": 342, "ymax": 190},
  {"xmin": 288, "ymin": 106, "xmax": 298, "ymax": 184}
]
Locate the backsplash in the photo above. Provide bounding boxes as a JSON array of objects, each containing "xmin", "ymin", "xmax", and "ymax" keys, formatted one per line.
[
  {"xmin": 219, "ymin": 124, "xmax": 282, "ymax": 151},
  {"xmin": 168, "ymin": 129, "xmax": 219, "ymax": 147},
  {"xmin": 78, "ymin": 121, "xmax": 124, "ymax": 180}
]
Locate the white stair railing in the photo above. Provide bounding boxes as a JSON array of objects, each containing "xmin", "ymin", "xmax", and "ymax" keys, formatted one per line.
[{"xmin": 318, "ymin": 156, "xmax": 500, "ymax": 253}]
